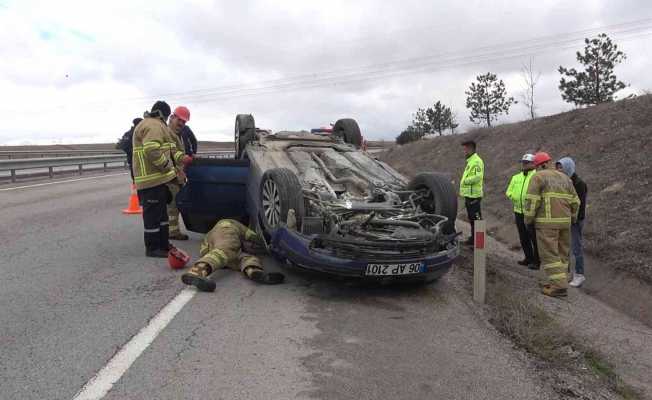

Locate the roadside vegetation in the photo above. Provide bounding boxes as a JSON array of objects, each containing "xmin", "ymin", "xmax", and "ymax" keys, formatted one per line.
[{"xmin": 397, "ymin": 32, "xmax": 630, "ymax": 144}]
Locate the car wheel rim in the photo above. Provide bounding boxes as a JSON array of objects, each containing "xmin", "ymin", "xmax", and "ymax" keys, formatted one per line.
[{"xmin": 262, "ymin": 178, "xmax": 281, "ymax": 227}]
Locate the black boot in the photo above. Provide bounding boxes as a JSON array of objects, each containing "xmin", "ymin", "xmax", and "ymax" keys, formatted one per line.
[
  {"xmin": 182, "ymin": 262, "xmax": 216, "ymax": 292},
  {"xmin": 248, "ymin": 269, "xmax": 285, "ymax": 284},
  {"xmin": 146, "ymin": 248, "xmax": 168, "ymax": 258}
]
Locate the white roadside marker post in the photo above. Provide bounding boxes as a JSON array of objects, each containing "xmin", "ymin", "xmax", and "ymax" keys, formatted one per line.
[{"xmin": 473, "ymin": 219, "xmax": 486, "ymax": 304}]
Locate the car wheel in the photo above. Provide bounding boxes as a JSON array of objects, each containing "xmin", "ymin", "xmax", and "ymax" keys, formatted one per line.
[
  {"xmin": 259, "ymin": 168, "xmax": 305, "ymax": 232},
  {"xmin": 408, "ymin": 173, "xmax": 458, "ymax": 234},
  {"xmin": 333, "ymin": 118, "xmax": 363, "ymax": 147},
  {"xmin": 235, "ymin": 114, "xmax": 255, "ymax": 159}
]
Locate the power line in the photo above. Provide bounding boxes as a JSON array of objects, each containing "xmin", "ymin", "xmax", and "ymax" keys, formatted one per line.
[
  {"xmin": 152, "ymin": 26, "xmax": 652, "ymax": 103},
  {"xmin": 9, "ymin": 17, "xmax": 652, "ymax": 113}
]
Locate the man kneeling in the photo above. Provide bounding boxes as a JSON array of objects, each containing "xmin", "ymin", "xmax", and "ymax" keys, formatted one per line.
[{"xmin": 182, "ymin": 219, "xmax": 284, "ymax": 292}]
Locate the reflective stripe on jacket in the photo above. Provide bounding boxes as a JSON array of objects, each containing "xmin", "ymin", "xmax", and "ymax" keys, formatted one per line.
[
  {"xmin": 523, "ymin": 169, "xmax": 580, "ymax": 229},
  {"xmin": 505, "ymin": 170, "xmax": 535, "ymax": 214},
  {"xmin": 459, "ymin": 153, "xmax": 484, "ymax": 198},
  {"xmin": 132, "ymin": 117, "xmax": 185, "ymax": 190}
]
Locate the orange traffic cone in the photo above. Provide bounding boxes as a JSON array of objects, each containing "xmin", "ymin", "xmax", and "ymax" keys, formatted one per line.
[{"xmin": 122, "ymin": 184, "xmax": 142, "ymax": 214}]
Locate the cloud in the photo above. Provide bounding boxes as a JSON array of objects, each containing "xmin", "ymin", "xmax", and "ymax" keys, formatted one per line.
[{"xmin": 1, "ymin": 0, "xmax": 652, "ymax": 144}]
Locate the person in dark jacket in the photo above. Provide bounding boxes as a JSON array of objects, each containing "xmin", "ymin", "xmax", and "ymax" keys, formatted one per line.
[
  {"xmin": 116, "ymin": 117, "xmax": 143, "ymax": 181},
  {"xmin": 180, "ymin": 125, "xmax": 198, "ymax": 155},
  {"xmin": 556, "ymin": 157, "xmax": 588, "ymax": 287}
]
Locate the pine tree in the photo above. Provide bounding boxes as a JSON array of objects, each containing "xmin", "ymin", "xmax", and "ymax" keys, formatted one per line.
[
  {"xmin": 395, "ymin": 125, "xmax": 424, "ymax": 145},
  {"xmin": 465, "ymin": 72, "xmax": 515, "ymax": 127},
  {"xmin": 558, "ymin": 33, "xmax": 627, "ymax": 106},
  {"xmin": 412, "ymin": 101, "xmax": 458, "ymax": 136}
]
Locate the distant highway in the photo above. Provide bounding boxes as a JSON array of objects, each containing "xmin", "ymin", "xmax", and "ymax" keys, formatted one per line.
[{"xmin": 0, "ymin": 173, "xmax": 547, "ymax": 400}]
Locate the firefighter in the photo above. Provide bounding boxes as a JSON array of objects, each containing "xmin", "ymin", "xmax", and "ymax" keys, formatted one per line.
[
  {"xmin": 166, "ymin": 106, "xmax": 192, "ymax": 240},
  {"xmin": 524, "ymin": 152, "xmax": 580, "ymax": 298},
  {"xmin": 505, "ymin": 153, "xmax": 539, "ymax": 268},
  {"xmin": 132, "ymin": 101, "xmax": 190, "ymax": 257},
  {"xmin": 459, "ymin": 140, "xmax": 484, "ymax": 245},
  {"xmin": 181, "ymin": 219, "xmax": 285, "ymax": 292}
]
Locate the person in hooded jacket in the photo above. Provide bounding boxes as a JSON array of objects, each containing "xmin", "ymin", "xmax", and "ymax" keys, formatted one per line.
[{"xmin": 556, "ymin": 157, "xmax": 588, "ymax": 288}]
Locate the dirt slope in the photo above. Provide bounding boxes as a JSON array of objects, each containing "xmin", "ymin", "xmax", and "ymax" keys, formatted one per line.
[{"xmin": 381, "ymin": 94, "xmax": 652, "ymax": 284}]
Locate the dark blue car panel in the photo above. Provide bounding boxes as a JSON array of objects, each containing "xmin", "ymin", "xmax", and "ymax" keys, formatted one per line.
[
  {"xmin": 177, "ymin": 158, "xmax": 251, "ymax": 233},
  {"xmin": 270, "ymin": 227, "xmax": 457, "ymax": 280}
]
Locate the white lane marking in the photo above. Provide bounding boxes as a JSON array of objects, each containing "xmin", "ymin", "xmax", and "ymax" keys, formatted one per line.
[
  {"xmin": 0, "ymin": 173, "xmax": 128, "ymax": 191},
  {"xmin": 72, "ymin": 288, "xmax": 197, "ymax": 400}
]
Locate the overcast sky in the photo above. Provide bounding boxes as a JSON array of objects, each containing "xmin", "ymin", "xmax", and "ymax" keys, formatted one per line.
[{"xmin": 1, "ymin": 0, "xmax": 651, "ymax": 145}]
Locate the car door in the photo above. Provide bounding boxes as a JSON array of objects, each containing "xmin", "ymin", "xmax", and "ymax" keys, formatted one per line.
[{"xmin": 176, "ymin": 157, "xmax": 251, "ymax": 233}]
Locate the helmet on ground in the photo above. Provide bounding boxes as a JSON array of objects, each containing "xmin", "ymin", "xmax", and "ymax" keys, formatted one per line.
[
  {"xmin": 168, "ymin": 247, "xmax": 190, "ymax": 269},
  {"xmin": 173, "ymin": 106, "xmax": 190, "ymax": 122},
  {"xmin": 533, "ymin": 152, "xmax": 552, "ymax": 166}
]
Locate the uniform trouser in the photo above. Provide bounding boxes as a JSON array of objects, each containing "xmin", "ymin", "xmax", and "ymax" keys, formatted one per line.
[
  {"xmin": 137, "ymin": 184, "xmax": 170, "ymax": 252},
  {"xmin": 536, "ymin": 227, "xmax": 570, "ymax": 289},
  {"xmin": 465, "ymin": 197, "xmax": 482, "ymax": 239},
  {"xmin": 166, "ymin": 182, "xmax": 182, "ymax": 235},
  {"xmin": 571, "ymin": 221, "xmax": 585, "ymax": 275},
  {"xmin": 196, "ymin": 225, "xmax": 263, "ymax": 277},
  {"xmin": 515, "ymin": 212, "xmax": 539, "ymax": 264}
]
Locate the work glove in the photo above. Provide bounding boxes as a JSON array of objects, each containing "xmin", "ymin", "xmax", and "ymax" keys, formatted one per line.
[{"xmin": 182, "ymin": 155, "xmax": 193, "ymax": 168}]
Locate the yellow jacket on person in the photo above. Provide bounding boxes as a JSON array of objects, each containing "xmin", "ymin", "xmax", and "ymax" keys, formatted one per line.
[
  {"xmin": 523, "ymin": 169, "xmax": 580, "ymax": 229},
  {"xmin": 505, "ymin": 170, "xmax": 535, "ymax": 214},
  {"xmin": 132, "ymin": 116, "xmax": 185, "ymax": 190},
  {"xmin": 459, "ymin": 153, "xmax": 484, "ymax": 198}
]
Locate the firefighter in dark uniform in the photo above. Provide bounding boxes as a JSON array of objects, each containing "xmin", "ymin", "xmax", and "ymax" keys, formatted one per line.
[
  {"xmin": 132, "ymin": 101, "xmax": 189, "ymax": 257},
  {"xmin": 181, "ymin": 219, "xmax": 285, "ymax": 292}
]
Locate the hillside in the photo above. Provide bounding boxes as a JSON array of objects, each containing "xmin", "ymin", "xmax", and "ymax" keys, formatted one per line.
[{"xmin": 381, "ymin": 94, "xmax": 652, "ymax": 284}]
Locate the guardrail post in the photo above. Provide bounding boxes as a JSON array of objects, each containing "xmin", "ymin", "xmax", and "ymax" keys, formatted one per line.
[
  {"xmin": 473, "ymin": 219, "xmax": 486, "ymax": 304},
  {"xmin": 103, "ymin": 162, "xmax": 107, "ymax": 172},
  {"xmin": 78, "ymin": 164, "xmax": 83, "ymax": 175},
  {"xmin": 49, "ymin": 166, "xmax": 53, "ymax": 178},
  {"xmin": 11, "ymin": 169, "xmax": 16, "ymax": 183}
]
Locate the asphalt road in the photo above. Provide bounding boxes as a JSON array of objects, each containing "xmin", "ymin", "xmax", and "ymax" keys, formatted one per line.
[{"xmin": 0, "ymin": 173, "xmax": 553, "ymax": 400}]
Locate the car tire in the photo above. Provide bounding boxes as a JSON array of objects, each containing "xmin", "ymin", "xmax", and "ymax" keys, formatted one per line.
[
  {"xmin": 408, "ymin": 173, "xmax": 458, "ymax": 234},
  {"xmin": 332, "ymin": 118, "xmax": 363, "ymax": 147},
  {"xmin": 235, "ymin": 114, "xmax": 255, "ymax": 159},
  {"xmin": 259, "ymin": 168, "xmax": 305, "ymax": 233}
]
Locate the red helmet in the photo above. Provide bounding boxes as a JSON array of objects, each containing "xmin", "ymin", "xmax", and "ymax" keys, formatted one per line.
[
  {"xmin": 533, "ymin": 152, "xmax": 552, "ymax": 166},
  {"xmin": 173, "ymin": 106, "xmax": 190, "ymax": 122},
  {"xmin": 168, "ymin": 247, "xmax": 190, "ymax": 269}
]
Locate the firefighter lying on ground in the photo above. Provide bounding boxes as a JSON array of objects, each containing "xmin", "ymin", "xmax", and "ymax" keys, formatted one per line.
[{"xmin": 181, "ymin": 219, "xmax": 285, "ymax": 292}]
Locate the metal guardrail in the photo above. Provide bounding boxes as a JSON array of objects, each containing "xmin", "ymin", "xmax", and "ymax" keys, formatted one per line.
[
  {"xmin": 0, "ymin": 150, "xmax": 123, "ymax": 159},
  {"xmin": 0, "ymin": 149, "xmax": 235, "ymax": 159},
  {"xmin": 0, "ymin": 155, "xmax": 128, "ymax": 182},
  {"xmin": 0, "ymin": 151, "xmax": 236, "ymax": 183}
]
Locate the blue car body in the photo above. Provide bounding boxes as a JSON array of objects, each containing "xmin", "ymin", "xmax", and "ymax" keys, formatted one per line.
[{"xmin": 177, "ymin": 156, "xmax": 457, "ymax": 282}]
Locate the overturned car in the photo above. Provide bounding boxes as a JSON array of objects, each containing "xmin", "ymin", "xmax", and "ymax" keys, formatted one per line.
[{"xmin": 178, "ymin": 115, "xmax": 459, "ymax": 282}]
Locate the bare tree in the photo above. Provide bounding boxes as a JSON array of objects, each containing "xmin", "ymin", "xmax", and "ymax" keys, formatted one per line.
[{"xmin": 520, "ymin": 59, "xmax": 541, "ymax": 120}]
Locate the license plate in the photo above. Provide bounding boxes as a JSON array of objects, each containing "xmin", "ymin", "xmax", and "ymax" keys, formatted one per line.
[{"xmin": 365, "ymin": 262, "xmax": 424, "ymax": 276}]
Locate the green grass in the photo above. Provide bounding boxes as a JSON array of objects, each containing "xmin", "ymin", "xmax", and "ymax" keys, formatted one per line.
[{"xmin": 584, "ymin": 351, "xmax": 641, "ymax": 400}]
